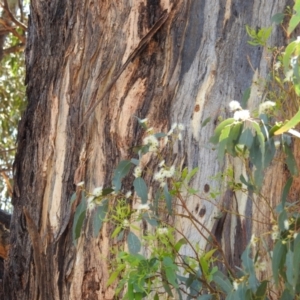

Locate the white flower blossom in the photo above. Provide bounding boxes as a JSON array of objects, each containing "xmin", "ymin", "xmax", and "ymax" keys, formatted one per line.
[
  {"xmin": 167, "ymin": 165, "xmax": 175, "ymax": 178},
  {"xmin": 284, "ymin": 220, "xmax": 290, "ymax": 230},
  {"xmin": 171, "ymin": 123, "xmax": 178, "ymax": 130},
  {"xmin": 154, "ymin": 170, "xmax": 164, "ymax": 182},
  {"xmin": 274, "ymin": 61, "xmax": 281, "ymax": 71},
  {"xmin": 250, "ymin": 234, "xmax": 257, "ymax": 247},
  {"xmin": 160, "ymin": 182, "xmax": 166, "ymax": 188},
  {"xmin": 259, "ymin": 101, "xmax": 276, "ymax": 114},
  {"xmin": 93, "ymin": 186, "xmax": 103, "ymax": 197},
  {"xmin": 159, "ymin": 160, "xmax": 165, "ymax": 167},
  {"xmin": 163, "ymin": 136, "xmax": 169, "ymax": 145},
  {"xmin": 123, "ymin": 219, "xmax": 130, "ymax": 227},
  {"xmin": 291, "ymin": 56, "xmax": 298, "ymax": 67},
  {"xmin": 157, "ymin": 227, "xmax": 168, "ymax": 235},
  {"xmin": 76, "ymin": 181, "xmax": 85, "ymax": 187},
  {"xmin": 137, "ymin": 203, "xmax": 150, "ymax": 211},
  {"xmin": 233, "ymin": 110, "xmax": 250, "ymax": 121},
  {"xmin": 140, "ymin": 118, "xmax": 148, "ymax": 124},
  {"xmin": 88, "ymin": 202, "xmax": 96, "ymax": 211},
  {"xmin": 274, "ymin": 141, "xmax": 280, "ymax": 149},
  {"xmin": 254, "ymin": 258, "xmax": 267, "ymax": 272},
  {"xmin": 87, "ymin": 195, "xmax": 95, "ymax": 204},
  {"xmin": 229, "ymin": 100, "xmax": 242, "ymax": 112},
  {"xmin": 233, "ymin": 281, "xmax": 239, "ymax": 291},
  {"xmin": 134, "ymin": 166, "xmax": 142, "ymax": 178},
  {"xmin": 167, "ymin": 128, "xmax": 174, "ymax": 136},
  {"xmin": 178, "ymin": 132, "xmax": 183, "ymax": 141},
  {"xmin": 294, "ymin": 233, "xmax": 298, "ymax": 239},
  {"xmin": 143, "ymin": 135, "xmax": 159, "ymax": 152},
  {"xmin": 178, "ymin": 123, "xmax": 185, "ymax": 131},
  {"xmin": 87, "ymin": 196, "xmax": 96, "ymax": 211},
  {"xmin": 271, "ymin": 231, "xmax": 280, "ymax": 241},
  {"xmin": 125, "ymin": 191, "xmax": 132, "ymax": 198}
]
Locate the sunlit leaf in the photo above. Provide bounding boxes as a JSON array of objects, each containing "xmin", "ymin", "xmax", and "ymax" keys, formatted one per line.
[
  {"xmin": 288, "ymin": 1, "xmax": 300, "ymax": 35},
  {"xmin": 274, "ymin": 109, "xmax": 300, "ymax": 135},
  {"xmin": 209, "ymin": 118, "xmax": 235, "ymax": 144}
]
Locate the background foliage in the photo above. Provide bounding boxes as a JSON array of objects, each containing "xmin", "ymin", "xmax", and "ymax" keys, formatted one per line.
[{"xmin": 0, "ymin": 0, "xmax": 27, "ymax": 211}]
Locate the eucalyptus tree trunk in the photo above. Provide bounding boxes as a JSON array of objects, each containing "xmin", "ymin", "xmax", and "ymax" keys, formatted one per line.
[{"xmin": 3, "ymin": 0, "xmax": 292, "ymax": 299}]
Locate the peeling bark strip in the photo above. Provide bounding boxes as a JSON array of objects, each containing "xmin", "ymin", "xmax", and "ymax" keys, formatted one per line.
[
  {"xmin": 80, "ymin": 9, "xmax": 170, "ymax": 126},
  {"xmin": 4, "ymin": 1, "xmax": 291, "ymax": 299},
  {"xmin": 23, "ymin": 207, "xmax": 45, "ymax": 300}
]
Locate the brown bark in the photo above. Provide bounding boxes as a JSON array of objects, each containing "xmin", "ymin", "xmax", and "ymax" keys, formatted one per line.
[{"xmin": 3, "ymin": 0, "xmax": 293, "ymax": 299}]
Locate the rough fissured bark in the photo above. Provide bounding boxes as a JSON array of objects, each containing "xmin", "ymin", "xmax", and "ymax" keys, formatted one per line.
[{"xmin": 3, "ymin": 1, "xmax": 292, "ymax": 299}]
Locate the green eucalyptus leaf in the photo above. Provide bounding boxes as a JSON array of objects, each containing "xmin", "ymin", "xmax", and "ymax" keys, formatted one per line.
[
  {"xmin": 274, "ymin": 109, "xmax": 300, "ymax": 135},
  {"xmin": 293, "ymin": 234, "xmax": 300, "ymax": 289},
  {"xmin": 201, "ymin": 116, "xmax": 211, "ymax": 128},
  {"xmin": 288, "ymin": 1, "xmax": 300, "ymax": 35},
  {"xmin": 163, "ymin": 257, "xmax": 178, "ymax": 288},
  {"xmin": 241, "ymin": 87, "xmax": 251, "ymax": 108},
  {"xmin": 127, "ymin": 231, "xmax": 141, "ymax": 254},
  {"xmin": 286, "ymin": 249, "xmax": 294, "ymax": 291},
  {"xmin": 213, "ymin": 271, "xmax": 232, "ymax": 294},
  {"xmin": 280, "ymin": 289, "xmax": 294, "ymax": 300},
  {"xmin": 281, "ymin": 177, "xmax": 293, "ymax": 207},
  {"xmin": 283, "ymin": 143, "xmax": 299, "ymax": 176},
  {"xmin": 264, "ymin": 140, "xmax": 276, "ymax": 168},
  {"xmin": 209, "ymin": 118, "xmax": 235, "ymax": 144},
  {"xmin": 174, "ymin": 238, "xmax": 187, "ymax": 252},
  {"xmin": 70, "ymin": 192, "xmax": 77, "ymax": 204},
  {"xmin": 272, "ymin": 240, "xmax": 287, "ymax": 286},
  {"xmin": 112, "ymin": 160, "xmax": 132, "ymax": 191},
  {"xmin": 197, "ymin": 295, "xmax": 213, "ymax": 300},
  {"xmin": 133, "ymin": 177, "xmax": 148, "ymax": 203},
  {"xmin": 241, "ymin": 246, "xmax": 258, "ymax": 292},
  {"xmin": 92, "ymin": 199, "xmax": 109, "ymax": 237},
  {"xmin": 142, "ymin": 212, "xmax": 158, "ymax": 227},
  {"xmin": 185, "ymin": 167, "xmax": 199, "ymax": 183},
  {"xmin": 154, "ymin": 132, "xmax": 167, "ymax": 138},
  {"xmin": 283, "ymin": 41, "xmax": 298, "ymax": 72},
  {"xmin": 256, "ymin": 280, "xmax": 268, "ymax": 298},
  {"xmin": 271, "ymin": 13, "xmax": 285, "ymax": 24},
  {"xmin": 239, "ymin": 128, "xmax": 254, "ymax": 149},
  {"xmin": 102, "ymin": 188, "xmax": 114, "ymax": 196},
  {"xmin": 278, "ymin": 210, "xmax": 288, "ymax": 231},
  {"xmin": 164, "ymin": 184, "xmax": 173, "ymax": 214},
  {"xmin": 227, "ymin": 123, "xmax": 243, "ymax": 156},
  {"xmin": 72, "ymin": 195, "xmax": 87, "ymax": 243},
  {"xmin": 218, "ymin": 125, "xmax": 232, "ymax": 161},
  {"xmin": 131, "ymin": 158, "xmax": 140, "ymax": 165}
]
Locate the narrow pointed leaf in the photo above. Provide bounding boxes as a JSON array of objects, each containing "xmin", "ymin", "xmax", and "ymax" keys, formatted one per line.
[{"xmin": 274, "ymin": 109, "xmax": 300, "ymax": 135}]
